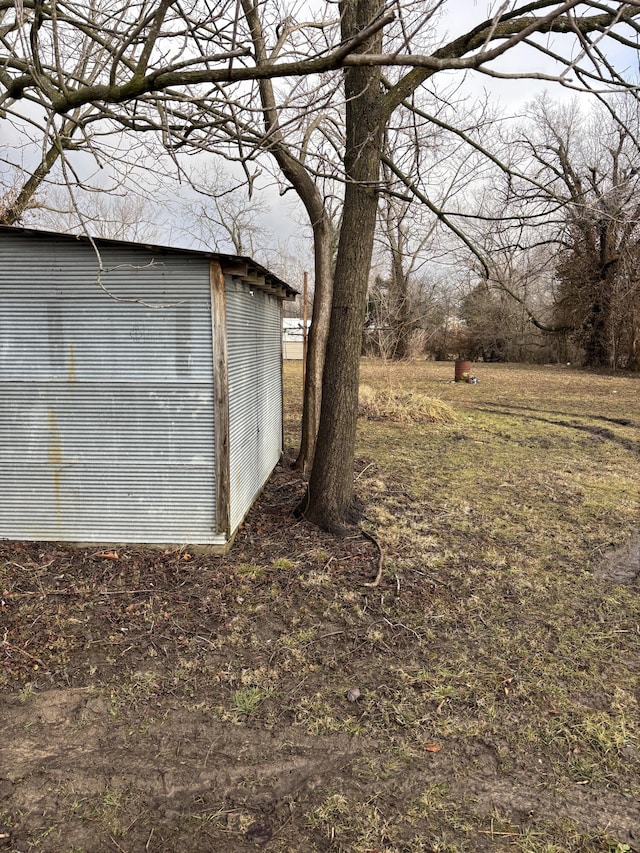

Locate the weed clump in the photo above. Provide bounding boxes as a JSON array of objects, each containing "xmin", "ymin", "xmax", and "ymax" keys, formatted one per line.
[{"xmin": 358, "ymin": 384, "xmax": 457, "ymax": 424}]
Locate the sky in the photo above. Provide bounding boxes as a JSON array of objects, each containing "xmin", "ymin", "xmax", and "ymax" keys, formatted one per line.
[{"xmin": 3, "ymin": 0, "xmax": 638, "ymax": 287}]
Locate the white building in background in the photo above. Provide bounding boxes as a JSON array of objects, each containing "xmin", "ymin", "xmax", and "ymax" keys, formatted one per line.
[{"xmin": 282, "ymin": 317, "xmax": 310, "ymax": 360}]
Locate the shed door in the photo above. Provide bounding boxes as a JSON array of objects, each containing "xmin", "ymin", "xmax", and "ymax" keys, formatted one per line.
[{"xmin": 226, "ymin": 282, "xmax": 282, "ymax": 533}]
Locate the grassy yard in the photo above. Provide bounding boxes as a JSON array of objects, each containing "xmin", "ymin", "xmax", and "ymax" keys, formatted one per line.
[{"xmin": 1, "ymin": 360, "xmax": 638, "ymax": 852}]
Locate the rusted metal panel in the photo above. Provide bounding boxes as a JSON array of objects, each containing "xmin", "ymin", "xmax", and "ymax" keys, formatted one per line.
[{"xmin": 0, "ymin": 229, "xmax": 223, "ymax": 545}]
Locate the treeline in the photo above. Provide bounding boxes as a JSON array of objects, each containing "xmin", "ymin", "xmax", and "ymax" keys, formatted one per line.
[{"xmin": 364, "ymin": 96, "xmax": 640, "ymax": 371}]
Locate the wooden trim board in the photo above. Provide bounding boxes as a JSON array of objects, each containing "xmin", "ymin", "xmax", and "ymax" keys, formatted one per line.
[{"xmin": 210, "ymin": 260, "xmax": 231, "ymax": 537}]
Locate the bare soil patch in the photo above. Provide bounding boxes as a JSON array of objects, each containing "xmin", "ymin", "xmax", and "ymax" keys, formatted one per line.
[
  {"xmin": 595, "ymin": 531, "xmax": 640, "ymax": 584},
  {"xmin": 1, "ymin": 362, "xmax": 639, "ymax": 852}
]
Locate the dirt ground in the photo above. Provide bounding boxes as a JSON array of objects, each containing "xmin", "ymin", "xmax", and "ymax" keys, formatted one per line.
[{"xmin": 1, "ymin": 362, "xmax": 639, "ymax": 852}]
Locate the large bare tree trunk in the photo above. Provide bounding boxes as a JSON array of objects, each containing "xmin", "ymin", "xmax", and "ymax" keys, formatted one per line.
[
  {"xmin": 241, "ymin": 0, "xmax": 334, "ymax": 473},
  {"xmin": 295, "ymin": 218, "xmax": 333, "ymax": 472},
  {"xmin": 389, "ymin": 243, "xmax": 411, "ymax": 359},
  {"xmin": 301, "ymin": 0, "xmax": 384, "ymax": 532}
]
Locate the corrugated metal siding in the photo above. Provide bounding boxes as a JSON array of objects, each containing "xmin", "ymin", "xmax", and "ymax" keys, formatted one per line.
[
  {"xmin": 227, "ymin": 281, "xmax": 283, "ymax": 533},
  {"xmin": 256, "ymin": 290, "xmax": 284, "ymax": 488},
  {"xmin": 0, "ymin": 231, "xmax": 220, "ymax": 544}
]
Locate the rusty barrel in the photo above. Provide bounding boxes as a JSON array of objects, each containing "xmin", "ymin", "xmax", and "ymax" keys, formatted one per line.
[{"xmin": 454, "ymin": 360, "xmax": 472, "ymax": 383}]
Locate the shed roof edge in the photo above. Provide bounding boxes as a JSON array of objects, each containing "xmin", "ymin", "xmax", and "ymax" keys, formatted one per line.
[{"xmin": 0, "ymin": 224, "xmax": 298, "ymax": 299}]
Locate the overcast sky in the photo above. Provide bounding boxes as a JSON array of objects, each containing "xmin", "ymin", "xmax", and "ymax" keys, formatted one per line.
[{"xmin": 5, "ymin": 0, "xmax": 637, "ymax": 282}]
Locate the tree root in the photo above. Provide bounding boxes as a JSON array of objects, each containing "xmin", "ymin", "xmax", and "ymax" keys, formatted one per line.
[{"xmin": 361, "ymin": 528, "xmax": 384, "ymax": 587}]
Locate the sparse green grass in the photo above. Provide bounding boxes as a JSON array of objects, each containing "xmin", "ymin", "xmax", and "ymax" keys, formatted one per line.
[
  {"xmin": 231, "ymin": 685, "xmax": 274, "ymax": 717},
  {"xmin": 286, "ymin": 360, "xmax": 640, "ymax": 849},
  {"xmin": 1, "ymin": 360, "xmax": 639, "ymax": 852}
]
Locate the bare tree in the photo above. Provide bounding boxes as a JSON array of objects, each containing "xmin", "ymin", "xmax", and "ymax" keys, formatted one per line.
[
  {"xmin": 302, "ymin": 1, "xmax": 640, "ymax": 532},
  {"xmin": 371, "ymin": 97, "xmax": 489, "ymax": 360},
  {"xmin": 0, "ymin": 0, "xmax": 349, "ymax": 473},
  {"xmin": 31, "ymin": 184, "xmax": 162, "ymax": 242},
  {"xmin": 375, "ymin": 188, "xmax": 435, "ymax": 360},
  {"xmin": 237, "ymin": 0, "xmax": 342, "ymax": 473},
  {"xmin": 0, "ymin": 105, "xmax": 106, "ymax": 224},
  {"xmin": 3, "ymin": 0, "xmax": 640, "ymax": 532},
  {"xmin": 177, "ymin": 168, "xmax": 272, "ymax": 256},
  {"xmin": 525, "ymin": 97, "xmax": 640, "ymax": 369},
  {"xmin": 464, "ymin": 95, "xmax": 640, "ymax": 369}
]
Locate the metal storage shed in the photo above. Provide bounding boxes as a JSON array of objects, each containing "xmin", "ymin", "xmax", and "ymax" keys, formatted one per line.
[{"xmin": 0, "ymin": 225, "xmax": 296, "ymax": 551}]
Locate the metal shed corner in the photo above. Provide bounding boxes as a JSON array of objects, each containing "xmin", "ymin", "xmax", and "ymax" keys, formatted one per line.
[{"xmin": 0, "ymin": 225, "xmax": 296, "ymax": 551}]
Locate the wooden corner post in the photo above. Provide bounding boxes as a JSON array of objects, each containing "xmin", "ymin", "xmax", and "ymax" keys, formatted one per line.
[
  {"xmin": 210, "ymin": 260, "xmax": 231, "ymax": 537},
  {"xmin": 280, "ymin": 299, "xmax": 285, "ymax": 456}
]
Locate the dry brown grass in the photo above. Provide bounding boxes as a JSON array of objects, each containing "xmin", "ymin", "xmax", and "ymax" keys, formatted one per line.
[
  {"xmin": 1, "ymin": 359, "xmax": 639, "ymax": 853},
  {"xmin": 358, "ymin": 383, "xmax": 458, "ymax": 424}
]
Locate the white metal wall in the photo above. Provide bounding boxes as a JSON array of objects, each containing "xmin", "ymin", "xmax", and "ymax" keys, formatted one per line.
[
  {"xmin": 226, "ymin": 281, "xmax": 283, "ymax": 533},
  {"xmin": 282, "ymin": 340, "xmax": 304, "ymax": 360},
  {"xmin": 0, "ymin": 231, "xmax": 220, "ymax": 544}
]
